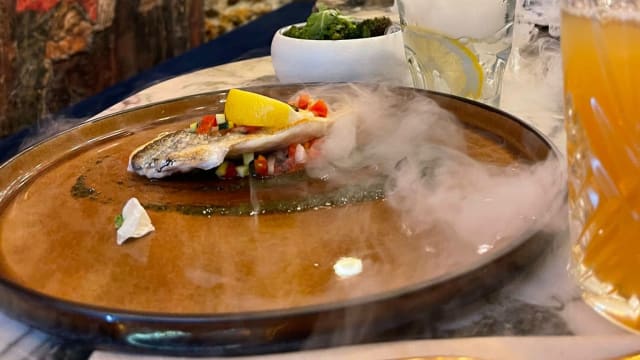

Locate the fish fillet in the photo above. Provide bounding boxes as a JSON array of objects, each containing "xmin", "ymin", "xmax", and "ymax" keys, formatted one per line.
[{"xmin": 128, "ymin": 118, "xmax": 331, "ymax": 179}]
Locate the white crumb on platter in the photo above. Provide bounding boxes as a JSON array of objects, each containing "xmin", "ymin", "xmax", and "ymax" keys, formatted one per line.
[
  {"xmin": 116, "ymin": 197, "xmax": 155, "ymax": 245},
  {"xmin": 333, "ymin": 257, "xmax": 363, "ymax": 279}
]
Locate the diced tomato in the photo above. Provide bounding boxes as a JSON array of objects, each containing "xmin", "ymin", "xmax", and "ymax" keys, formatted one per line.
[
  {"xmin": 254, "ymin": 155, "xmax": 268, "ymax": 176},
  {"xmin": 197, "ymin": 115, "xmax": 217, "ymax": 134},
  {"xmin": 306, "ymin": 147, "xmax": 320, "ymax": 160},
  {"xmin": 296, "ymin": 93, "xmax": 311, "ymax": 110},
  {"xmin": 309, "ymin": 99, "xmax": 328, "ymax": 117},
  {"xmin": 306, "ymin": 138, "xmax": 323, "ymax": 159},
  {"xmin": 284, "ymin": 156, "xmax": 296, "ymax": 170},
  {"xmin": 224, "ymin": 163, "xmax": 237, "ymax": 178},
  {"xmin": 303, "ymin": 138, "xmax": 317, "ymax": 149},
  {"xmin": 288, "ymin": 144, "xmax": 297, "ymax": 159},
  {"xmin": 204, "ymin": 114, "xmax": 218, "ymax": 126}
]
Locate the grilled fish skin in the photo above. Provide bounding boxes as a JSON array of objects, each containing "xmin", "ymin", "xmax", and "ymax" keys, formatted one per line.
[{"xmin": 128, "ymin": 119, "xmax": 330, "ymax": 179}]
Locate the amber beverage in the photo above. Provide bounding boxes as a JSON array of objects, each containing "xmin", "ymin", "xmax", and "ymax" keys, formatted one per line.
[{"xmin": 563, "ymin": 0, "xmax": 640, "ymax": 331}]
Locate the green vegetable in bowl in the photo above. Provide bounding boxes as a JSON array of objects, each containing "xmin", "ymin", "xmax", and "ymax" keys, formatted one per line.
[{"xmin": 284, "ymin": 8, "xmax": 392, "ymax": 40}]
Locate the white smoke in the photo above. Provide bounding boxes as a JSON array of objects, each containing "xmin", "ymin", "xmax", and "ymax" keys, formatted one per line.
[{"xmin": 303, "ymin": 83, "xmax": 565, "ymax": 254}]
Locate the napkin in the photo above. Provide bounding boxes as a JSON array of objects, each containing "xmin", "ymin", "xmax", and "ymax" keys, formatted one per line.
[{"xmin": 91, "ymin": 336, "xmax": 640, "ymax": 360}]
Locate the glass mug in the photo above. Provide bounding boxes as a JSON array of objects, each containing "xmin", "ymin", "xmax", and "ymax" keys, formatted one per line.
[
  {"xmin": 395, "ymin": 0, "xmax": 516, "ymax": 105},
  {"xmin": 563, "ymin": 0, "xmax": 640, "ymax": 331}
]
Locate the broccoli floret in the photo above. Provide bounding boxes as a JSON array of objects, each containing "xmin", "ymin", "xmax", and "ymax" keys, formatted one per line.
[
  {"xmin": 282, "ymin": 8, "xmax": 392, "ymax": 40},
  {"xmin": 323, "ymin": 18, "xmax": 358, "ymax": 40},
  {"xmin": 283, "ymin": 8, "xmax": 351, "ymax": 40},
  {"xmin": 355, "ymin": 17, "xmax": 393, "ymax": 38},
  {"xmin": 283, "ymin": 25, "xmax": 308, "ymax": 39}
]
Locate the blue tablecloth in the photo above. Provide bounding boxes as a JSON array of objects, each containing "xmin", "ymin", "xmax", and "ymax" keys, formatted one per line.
[{"xmin": 0, "ymin": 0, "xmax": 315, "ymax": 164}]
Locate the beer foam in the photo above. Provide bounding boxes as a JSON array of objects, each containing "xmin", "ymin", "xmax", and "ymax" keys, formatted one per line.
[{"xmin": 563, "ymin": 5, "xmax": 640, "ymax": 23}]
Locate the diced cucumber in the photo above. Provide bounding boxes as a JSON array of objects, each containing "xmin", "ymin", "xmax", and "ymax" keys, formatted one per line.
[
  {"xmin": 267, "ymin": 155, "xmax": 276, "ymax": 176},
  {"xmin": 218, "ymin": 122, "xmax": 229, "ymax": 130},
  {"xmin": 216, "ymin": 114, "xmax": 226, "ymax": 124},
  {"xmin": 215, "ymin": 162, "xmax": 228, "ymax": 178},
  {"xmin": 235, "ymin": 165, "xmax": 249, "ymax": 178},
  {"xmin": 243, "ymin": 152, "xmax": 255, "ymax": 166},
  {"xmin": 189, "ymin": 122, "xmax": 198, "ymax": 132},
  {"xmin": 294, "ymin": 144, "xmax": 307, "ymax": 163}
]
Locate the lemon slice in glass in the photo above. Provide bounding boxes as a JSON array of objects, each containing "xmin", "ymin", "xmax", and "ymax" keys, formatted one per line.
[
  {"xmin": 224, "ymin": 89, "xmax": 299, "ymax": 128},
  {"xmin": 403, "ymin": 25, "xmax": 483, "ymax": 99}
]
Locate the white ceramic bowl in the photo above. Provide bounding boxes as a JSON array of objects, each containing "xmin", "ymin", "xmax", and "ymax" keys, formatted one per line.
[{"xmin": 271, "ymin": 23, "xmax": 411, "ymax": 85}]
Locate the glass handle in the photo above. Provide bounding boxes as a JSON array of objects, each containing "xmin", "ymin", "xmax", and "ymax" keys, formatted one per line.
[{"xmin": 404, "ymin": 46, "xmax": 427, "ymax": 89}]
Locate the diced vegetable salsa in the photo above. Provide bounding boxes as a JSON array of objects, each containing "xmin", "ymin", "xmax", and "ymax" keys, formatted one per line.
[
  {"xmin": 209, "ymin": 138, "xmax": 319, "ymax": 180},
  {"xmin": 188, "ymin": 93, "xmax": 327, "ymax": 179}
]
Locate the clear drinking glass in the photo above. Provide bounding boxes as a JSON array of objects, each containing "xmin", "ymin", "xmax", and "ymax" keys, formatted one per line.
[
  {"xmin": 396, "ymin": 0, "xmax": 516, "ymax": 105},
  {"xmin": 499, "ymin": 0, "xmax": 563, "ymax": 130},
  {"xmin": 562, "ymin": 0, "xmax": 640, "ymax": 332}
]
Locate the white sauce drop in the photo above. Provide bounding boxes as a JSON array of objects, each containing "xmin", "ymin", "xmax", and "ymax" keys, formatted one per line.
[
  {"xmin": 116, "ymin": 197, "xmax": 155, "ymax": 245},
  {"xmin": 333, "ymin": 257, "xmax": 363, "ymax": 279}
]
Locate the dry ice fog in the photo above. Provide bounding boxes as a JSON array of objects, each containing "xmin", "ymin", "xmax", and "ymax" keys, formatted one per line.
[
  {"xmin": 306, "ymin": 84, "xmax": 565, "ymax": 254},
  {"xmin": 296, "ymin": 83, "xmax": 566, "ymax": 348}
]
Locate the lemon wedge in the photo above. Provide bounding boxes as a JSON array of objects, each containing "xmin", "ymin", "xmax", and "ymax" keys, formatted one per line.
[
  {"xmin": 224, "ymin": 89, "xmax": 299, "ymax": 128},
  {"xmin": 403, "ymin": 25, "xmax": 483, "ymax": 99}
]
